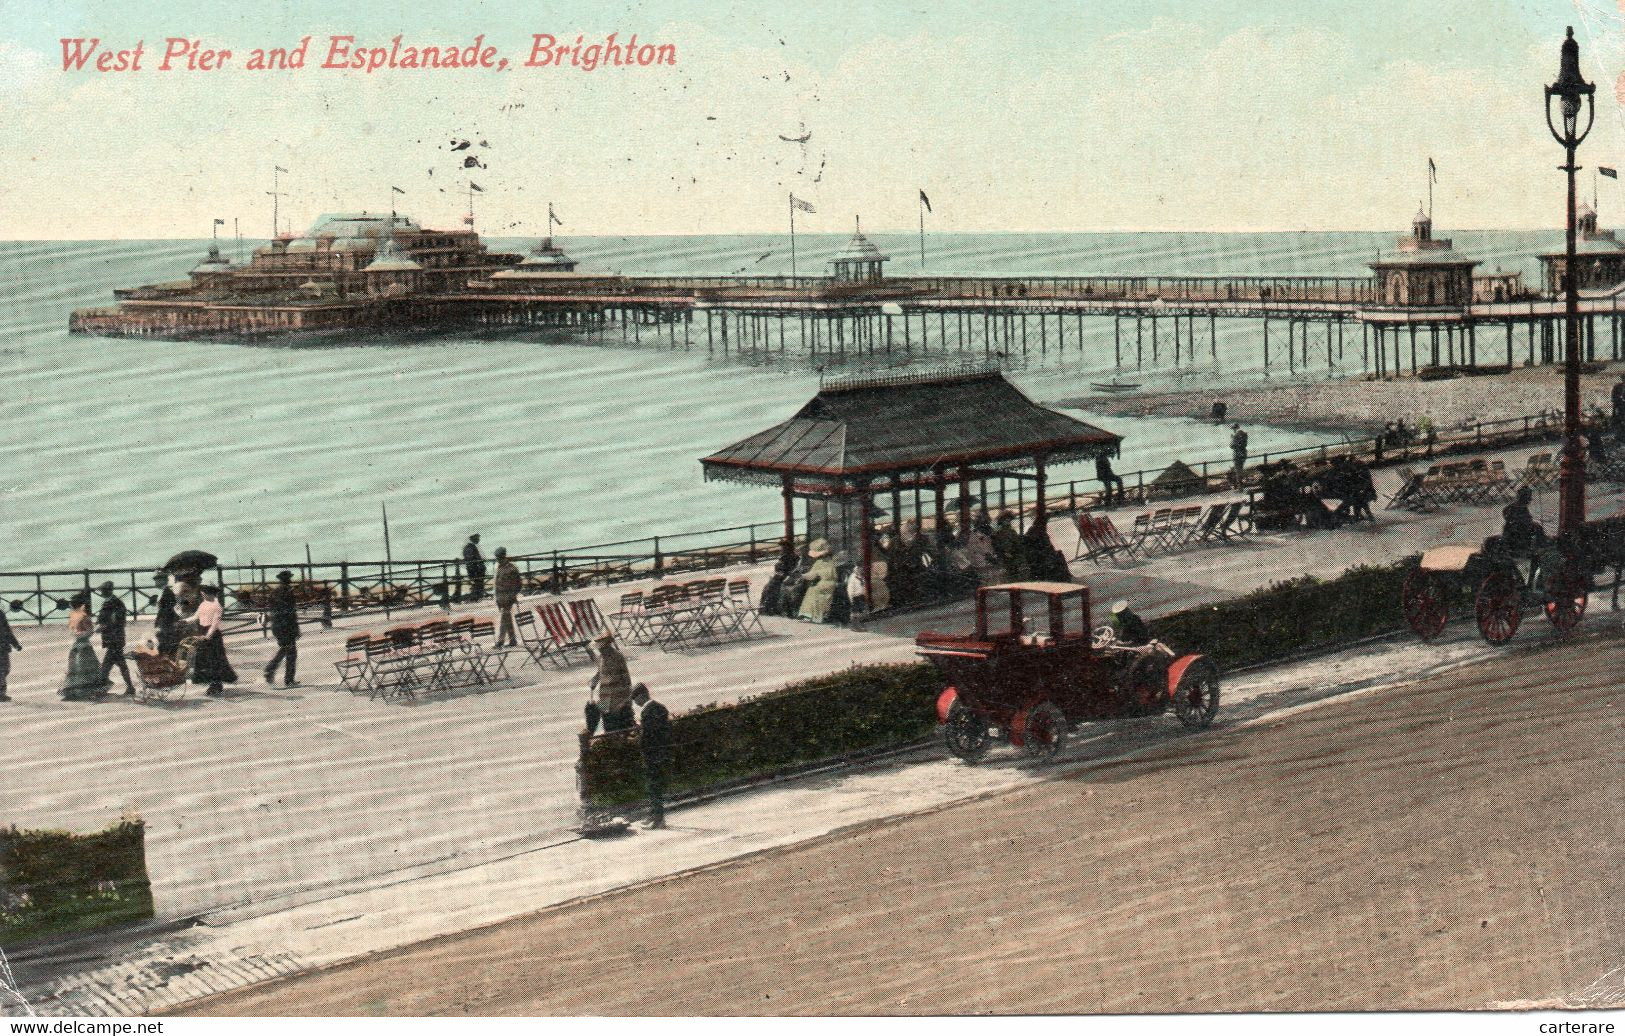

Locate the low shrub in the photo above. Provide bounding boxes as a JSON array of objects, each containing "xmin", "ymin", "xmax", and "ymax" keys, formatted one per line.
[
  {"xmin": 580, "ymin": 559, "xmax": 1416, "ymax": 809},
  {"xmin": 0, "ymin": 820, "xmax": 153, "ymax": 946}
]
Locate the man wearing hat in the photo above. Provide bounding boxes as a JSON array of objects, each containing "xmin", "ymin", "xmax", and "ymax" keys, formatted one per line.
[
  {"xmin": 264, "ymin": 570, "xmax": 301, "ymax": 687},
  {"xmin": 1230, "ymin": 423, "xmax": 1250, "ymax": 489},
  {"xmin": 461, "ymin": 533, "xmax": 487, "ymax": 603},
  {"xmin": 585, "ymin": 629, "xmax": 634, "ymax": 734},
  {"xmin": 492, "ymin": 547, "xmax": 521, "ymax": 647},
  {"xmin": 95, "ymin": 581, "xmax": 134, "ymax": 695},
  {"xmin": 1110, "ymin": 599, "xmax": 1150, "ymax": 648}
]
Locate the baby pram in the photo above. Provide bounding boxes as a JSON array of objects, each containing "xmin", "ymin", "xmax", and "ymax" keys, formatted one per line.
[{"xmin": 127, "ymin": 637, "xmax": 196, "ymax": 703}]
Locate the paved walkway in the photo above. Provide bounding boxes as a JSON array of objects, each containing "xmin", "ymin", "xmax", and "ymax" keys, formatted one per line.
[
  {"xmin": 10, "ymin": 624, "xmax": 1529, "ymax": 1016},
  {"xmin": 2, "ymin": 441, "xmax": 1619, "ymax": 929}
]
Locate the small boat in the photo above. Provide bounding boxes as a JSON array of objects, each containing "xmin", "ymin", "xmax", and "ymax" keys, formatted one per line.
[{"xmin": 1090, "ymin": 381, "xmax": 1141, "ymax": 393}]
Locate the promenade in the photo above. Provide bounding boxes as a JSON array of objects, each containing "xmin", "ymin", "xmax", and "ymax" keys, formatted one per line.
[
  {"xmin": 3, "ymin": 446, "xmax": 1623, "ymax": 1014},
  {"xmin": 2, "ymin": 442, "xmax": 1621, "ymax": 924}
]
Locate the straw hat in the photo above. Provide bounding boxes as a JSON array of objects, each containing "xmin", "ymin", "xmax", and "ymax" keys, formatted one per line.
[
  {"xmin": 807, "ymin": 538, "xmax": 831, "ymax": 558},
  {"xmin": 1111, "ymin": 600, "xmax": 1130, "ymax": 614},
  {"xmin": 494, "ymin": 547, "xmax": 508, "ymax": 558},
  {"xmin": 593, "ymin": 629, "xmax": 615, "ymax": 644}
]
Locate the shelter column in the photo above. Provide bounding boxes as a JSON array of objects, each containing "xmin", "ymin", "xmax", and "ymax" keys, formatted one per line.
[
  {"xmin": 781, "ymin": 474, "xmax": 795, "ymax": 551},
  {"xmin": 957, "ymin": 462, "xmax": 973, "ymax": 532},
  {"xmin": 1034, "ymin": 455, "xmax": 1047, "ymax": 522},
  {"xmin": 933, "ymin": 465, "xmax": 947, "ymax": 537},
  {"xmin": 858, "ymin": 482, "xmax": 875, "ymax": 607}
]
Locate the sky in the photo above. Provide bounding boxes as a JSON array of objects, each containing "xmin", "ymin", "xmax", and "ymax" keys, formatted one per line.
[{"xmin": 2, "ymin": 0, "xmax": 1624, "ymax": 237}]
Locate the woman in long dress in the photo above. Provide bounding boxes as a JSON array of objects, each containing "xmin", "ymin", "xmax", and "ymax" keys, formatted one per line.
[
  {"xmin": 189, "ymin": 585, "xmax": 237, "ymax": 697},
  {"xmin": 796, "ymin": 539, "xmax": 838, "ymax": 623},
  {"xmin": 59, "ymin": 593, "xmax": 107, "ymax": 700}
]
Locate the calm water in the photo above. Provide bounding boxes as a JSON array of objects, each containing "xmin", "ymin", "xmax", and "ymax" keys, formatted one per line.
[{"xmin": 0, "ymin": 230, "xmax": 1557, "ymax": 571}]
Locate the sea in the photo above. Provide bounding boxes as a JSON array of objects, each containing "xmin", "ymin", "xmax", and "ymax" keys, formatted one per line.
[{"xmin": 0, "ymin": 229, "xmax": 1558, "ymax": 573}]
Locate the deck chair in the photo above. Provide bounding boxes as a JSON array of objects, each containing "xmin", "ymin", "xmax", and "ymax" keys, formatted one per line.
[
  {"xmin": 569, "ymin": 598, "xmax": 615, "ymax": 644},
  {"xmin": 1094, "ymin": 514, "xmax": 1141, "ymax": 559},
  {"xmin": 537, "ymin": 602, "xmax": 594, "ymax": 664},
  {"xmin": 1385, "ymin": 467, "xmax": 1427, "ymax": 510},
  {"xmin": 1188, "ymin": 504, "xmax": 1226, "ymax": 545}
]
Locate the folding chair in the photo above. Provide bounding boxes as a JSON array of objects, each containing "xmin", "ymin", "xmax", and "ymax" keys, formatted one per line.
[
  {"xmin": 569, "ymin": 598, "xmax": 615, "ymax": 643},
  {"xmin": 727, "ymin": 580, "xmax": 765, "ymax": 636},
  {"xmin": 366, "ymin": 636, "xmax": 417, "ymax": 702},
  {"xmin": 333, "ymin": 634, "xmax": 374, "ymax": 694},
  {"xmin": 1095, "ymin": 514, "xmax": 1142, "ymax": 558},
  {"xmin": 513, "ymin": 609, "xmax": 557, "ymax": 669},
  {"xmin": 470, "ymin": 618, "xmax": 517, "ymax": 682},
  {"xmin": 609, "ymin": 591, "xmax": 653, "ymax": 643},
  {"xmin": 1385, "ymin": 467, "xmax": 1427, "ymax": 511},
  {"xmin": 1188, "ymin": 504, "xmax": 1225, "ymax": 545},
  {"xmin": 537, "ymin": 602, "xmax": 594, "ymax": 664}
]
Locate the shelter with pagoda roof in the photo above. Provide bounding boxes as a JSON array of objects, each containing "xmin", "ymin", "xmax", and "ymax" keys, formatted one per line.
[
  {"xmin": 701, "ymin": 364, "xmax": 1120, "ymax": 604},
  {"xmin": 1369, "ymin": 207, "xmax": 1479, "ymax": 307},
  {"xmin": 1538, "ymin": 200, "xmax": 1625, "ymax": 295},
  {"xmin": 827, "ymin": 218, "xmax": 889, "ymax": 282}
]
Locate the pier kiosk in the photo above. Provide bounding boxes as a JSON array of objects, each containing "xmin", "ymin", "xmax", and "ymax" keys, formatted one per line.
[{"xmin": 700, "ymin": 365, "xmax": 1120, "ymax": 605}]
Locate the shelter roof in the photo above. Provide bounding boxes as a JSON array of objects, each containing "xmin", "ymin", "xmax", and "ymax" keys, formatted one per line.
[{"xmin": 701, "ymin": 366, "xmax": 1121, "ymax": 489}]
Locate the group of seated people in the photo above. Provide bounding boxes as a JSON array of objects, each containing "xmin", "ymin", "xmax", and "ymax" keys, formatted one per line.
[
  {"xmin": 1252, "ymin": 454, "xmax": 1377, "ymax": 532},
  {"xmin": 760, "ymin": 508, "xmax": 1072, "ymax": 624}
]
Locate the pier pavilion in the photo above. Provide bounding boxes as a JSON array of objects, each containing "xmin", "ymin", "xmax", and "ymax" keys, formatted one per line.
[{"xmin": 700, "ymin": 365, "xmax": 1120, "ymax": 601}]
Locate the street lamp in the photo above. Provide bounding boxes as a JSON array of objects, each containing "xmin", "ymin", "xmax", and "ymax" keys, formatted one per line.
[{"xmin": 1545, "ymin": 25, "xmax": 1596, "ymax": 536}]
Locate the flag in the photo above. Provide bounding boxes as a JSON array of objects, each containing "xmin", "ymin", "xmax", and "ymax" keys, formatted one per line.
[
  {"xmin": 1428, "ymin": 157, "xmax": 1437, "ymax": 182},
  {"xmin": 549, "ymin": 206, "xmax": 564, "ymax": 228},
  {"xmin": 469, "ymin": 182, "xmax": 484, "ymax": 192},
  {"xmin": 919, "ymin": 189, "xmax": 932, "ymax": 213},
  {"xmin": 275, "ymin": 165, "xmax": 289, "ymax": 173},
  {"xmin": 790, "ymin": 194, "xmax": 815, "ymax": 213},
  {"xmin": 1602, "ymin": 166, "xmax": 1618, "ymax": 179},
  {"xmin": 391, "ymin": 186, "xmax": 406, "ymax": 195},
  {"xmin": 213, "ymin": 218, "xmax": 225, "ymax": 226}
]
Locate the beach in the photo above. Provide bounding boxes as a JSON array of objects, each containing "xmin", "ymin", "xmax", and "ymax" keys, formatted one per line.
[{"xmin": 1065, "ymin": 362, "xmax": 1625, "ymax": 438}]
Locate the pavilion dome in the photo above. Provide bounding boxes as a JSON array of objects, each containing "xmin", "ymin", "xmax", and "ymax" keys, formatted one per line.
[
  {"xmin": 829, "ymin": 229, "xmax": 890, "ymax": 265},
  {"xmin": 191, "ymin": 244, "xmax": 234, "ymax": 274},
  {"xmin": 518, "ymin": 237, "xmax": 577, "ymax": 270},
  {"xmin": 364, "ymin": 239, "xmax": 421, "ymax": 272}
]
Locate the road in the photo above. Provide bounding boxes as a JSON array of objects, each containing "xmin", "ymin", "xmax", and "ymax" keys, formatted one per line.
[{"xmin": 181, "ymin": 627, "xmax": 1625, "ymax": 1015}]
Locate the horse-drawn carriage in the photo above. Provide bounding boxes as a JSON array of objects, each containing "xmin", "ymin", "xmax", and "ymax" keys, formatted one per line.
[
  {"xmin": 915, "ymin": 582, "xmax": 1220, "ymax": 764},
  {"xmin": 1401, "ymin": 512, "xmax": 1625, "ymax": 645}
]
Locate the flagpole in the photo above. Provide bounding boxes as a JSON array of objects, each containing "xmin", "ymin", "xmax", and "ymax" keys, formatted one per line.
[
  {"xmin": 381, "ymin": 502, "xmax": 393, "ymax": 620},
  {"xmin": 918, "ymin": 195, "xmax": 926, "ymax": 271},
  {"xmin": 789, "ymin": 193, "xmax": 797, "ymax": 283}
]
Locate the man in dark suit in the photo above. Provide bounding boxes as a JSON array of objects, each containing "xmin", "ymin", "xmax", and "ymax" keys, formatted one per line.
[
  {"xmin": 632, "ymin": 682, "xmax": 672, "ymax": 830},
  {"xmin": 95, "ymin": 581, "xmax": 135, "ymax": 695},
  {"xmin": 264, "ymin": 570, "xmax": 301, "ymax": 687},
  {"xmin": 152, "ymin": 571, "xmax": 181, "ymax": 657},
  {"xmin": 462, "ymin": 533, "xmax": 487, "ymax": 602},
  {"xmin": 0, "ymin": 605, "xmax": 21, "ymax": 702}
]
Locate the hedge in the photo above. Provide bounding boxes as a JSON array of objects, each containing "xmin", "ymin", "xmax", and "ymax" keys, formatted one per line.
[
  {"xmin": 0, "ymin": 820, "xmax": 153, "ymax": 947},
  {"xmin": 579, "ymin": 558, "xmax": 1417, "ymax": 810}
]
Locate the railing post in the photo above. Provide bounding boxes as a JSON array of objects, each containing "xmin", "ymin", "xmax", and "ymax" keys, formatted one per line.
[
  {"xmin": 34, "ymin": 573, "xmax": 43, "ymax": 625},
  {"xmin": 339, "ymin": 561, "xmax": 351, "ymax": 611},
  {"xmin": 653, "ymin": 536, "xmax": 664, "ymax": 577},
  {"xmin": 551, "ymin": 550, "xmax": 563, "ymax": 594},
  {"xmin": 748, "ymin": 524, "xmax": 758, "ymax": 564}
]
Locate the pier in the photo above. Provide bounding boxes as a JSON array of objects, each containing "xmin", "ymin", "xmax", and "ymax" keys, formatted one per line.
[{"xmin": 66, "ymin": 208, "xmax": 1625, "ymax": 376}]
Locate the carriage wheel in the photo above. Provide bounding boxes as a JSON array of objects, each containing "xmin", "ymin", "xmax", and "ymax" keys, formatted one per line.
[
  {"xmin": 1172, "ymin": 660, "xmax": 1221, "ymax": 730},
  {"xmin": 943, "ymin": 700, "xmax": 991, "ymax": 764},
  {"xmin": 1474, "ymin": 568, "xmax": 1523, "ymax": 646},
  {"xmin": 1401, "ymin": 568, "xmax": 1449, "ymax": 641},
  {"xmin": 1544, "ymin": 561, "xmax": 1590, "ymax": 634},
  {"xmin": 1017, "ymin": 702, "xmax": 1067, "ymax": 764},
  {"xmin": 1113, "ymin": 656, "xmax": 1167, "ymax": 717}
]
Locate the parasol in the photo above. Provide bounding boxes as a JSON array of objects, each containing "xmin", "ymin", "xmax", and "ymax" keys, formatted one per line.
[{"xmin": 162, "ymin": 550, "xmax": 219, "ymax": 574}]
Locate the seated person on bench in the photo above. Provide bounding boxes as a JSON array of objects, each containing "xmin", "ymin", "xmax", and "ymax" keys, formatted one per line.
[{"xmin": 1500, "ymin": 487, "xmax": 1548, "ymax": 553}]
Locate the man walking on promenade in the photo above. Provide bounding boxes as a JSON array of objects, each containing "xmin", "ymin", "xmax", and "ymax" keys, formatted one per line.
[
  {"xmin": 263, "ymin": 570, "xmax": 301, "ymax": 687},
  {"xmin": 0, "ymin": 606, "xmax": 20, "ymax": 702},
  {"xmin": 632, "ymin": 682, "xmax": 671, "ymax": 830},
  {"xmin": 493, "ymin": 547, "xmax": 521, "ymax": 647},
  {"xmin": 585, "ymin": 630, "xmax": 634, "ymax": 734},
  {"xmin": 1095, "ymin": 453, "xmax": 1125, "ymax": 508},
  {"xmin": 1230, "ymin": 423, "xmax": 1250, "ymax": 488},
  {"xmin": 462, "ymin": 533, "xmax": 487, "ymax": 603},
  {"xmin": 95, "ymin": 582, "xmax": 135, "ymax": 695}
]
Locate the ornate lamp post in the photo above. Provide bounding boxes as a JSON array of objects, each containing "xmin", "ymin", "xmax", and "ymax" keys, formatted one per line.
[{"xmin": 1546, "ymin": 26, "xmax": 1596, "ymax": 536}]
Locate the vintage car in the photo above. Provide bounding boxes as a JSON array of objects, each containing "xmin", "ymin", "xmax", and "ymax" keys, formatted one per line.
[{"xmin": 915, "ymin": 581, "xmax": 1219, "ymax": 763}]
